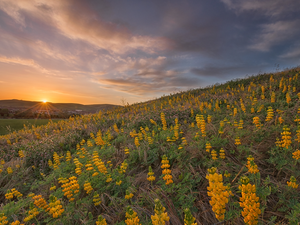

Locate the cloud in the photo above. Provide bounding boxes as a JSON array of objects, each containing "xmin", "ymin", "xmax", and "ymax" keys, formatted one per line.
[
  {"xmin": 0, "ymin": 55, "xmax": 50, "ymax": 73},
  {"xmin": 220, "ymin": 0, "xmax": 300, "ymax": 17},
  {"xmin": 248, "ymin": 20, "xmax": 300, "ymax": 52},
  {"xmin": 0, "ymin": 55, "xmax": 75, "ymax": 80},
  {"xmin": 97, "ymin": 73, "xmax": 200, "ymax": 96},
  {"xmin": 0, "ymin": 0, "xmax": 169, "ymax": 54},
  {"xmin": 280, "ymin": 43, "xmax": 300, "ymax": 59},
  {"xmin": 93, "ymin": 55, "xmax": 200, "ymax": 95},
  {"xmin": 90, "ymin": 55, "xmax": 171, "ymax": 77},
  {"xmin": 161, "ymin": 7, "xmax": 222, "ymax": 56},
  {"xmin": 191, "ymin": 64, "xmax": 269, "ymax": 78},
  {"xmin": 38, "ymin": 89, "xmax": 100, "ymax": 99},
  {"xmin": 91, "ymin": 72, "xmax": 106, "ymax": 76},
  {"xmin": 191, "ymin": 66, "xmax": 243, "ymax": 78}
]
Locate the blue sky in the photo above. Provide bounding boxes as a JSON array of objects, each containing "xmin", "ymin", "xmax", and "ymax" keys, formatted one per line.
[{"xmin": 0, "ymin": 0, "xmax": 299, "ymax": 104}]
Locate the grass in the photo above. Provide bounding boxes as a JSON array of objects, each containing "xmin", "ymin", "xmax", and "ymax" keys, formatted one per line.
[
  {"xmin": 0, "ymin": 119, "xmax": 62, "ymax": 135},
  {"xmin": 0, "ymin": 67, "xmax": 300, "ymax": 224}
]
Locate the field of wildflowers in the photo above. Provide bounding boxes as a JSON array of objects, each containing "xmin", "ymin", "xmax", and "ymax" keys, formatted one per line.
[{"xmin": 1, "ymin": 68, "xmax": 300, "ymax": 224}]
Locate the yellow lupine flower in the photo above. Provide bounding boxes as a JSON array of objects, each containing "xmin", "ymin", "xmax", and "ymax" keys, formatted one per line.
[
  {"xmin": 161, "ymin": 155, "xmax": 173, "ymax": 185},
  {"xmin": 287, "ymin": 176, "xmax": 298, "ymax": 189},
  {"xmin": 7, "ymin": 167, "xmax": 13, "ymax": 174},
  {"xmin": 239, "ymin": 177, "xmax": 261, "ymax": 225},
  {"xmin": 246, "ymin": 155, "xmax": 259, "ymax": 174},
  {"xmin": 125, "ymin": 190, "xmax": 134, "ymax": 200},
  {"xmin": 206, "ymin": 168, "xmax": 229, "ymax": 221},
  {"xmin": 147, "ymin": 166, "xmax": 155, "ymax": 182},
  {"xmin": 125, "ymin": 206, "xmax": 141, "ymax": 225},
  {"xmin": 116, "ymin": 180, "xmax": 122, "ymax": 186},
  {"xmin": 84, "ymin": 181, "xmax": 93, "ymax": 194},
  {"xmin": 96, "ymin": 215, "xmax": 107, "ymax": 225},
  {"xmin": 292, "ymin": 149, "xmax": 300, "ymax": 160},
  {"xmin": 184, "ymin": 208, "xmax": 196, "ymax": 225},
  {"xmin": 151, "ymin": 199, "xmax": 170, "ymax": 225}
]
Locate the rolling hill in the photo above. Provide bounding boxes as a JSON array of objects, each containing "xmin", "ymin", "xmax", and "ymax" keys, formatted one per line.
[
  {"xmin": 0, "ymin": 99, "xmax": 120, "ymax": 113},
  {"xmin": 0, "ymin": 67, "xmax": 300, "ymax": 224}
]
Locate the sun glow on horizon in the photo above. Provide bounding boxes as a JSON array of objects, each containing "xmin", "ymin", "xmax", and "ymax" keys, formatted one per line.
[{"xmin": 42, "ymin": 100, "xmax": 47, "ymax": 103}]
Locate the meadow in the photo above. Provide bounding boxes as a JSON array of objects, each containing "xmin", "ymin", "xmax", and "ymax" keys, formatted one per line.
[
  {"xmin": 1, "ymin": 68, "xmax": 300, "ymax": 224},
  {"xmin": 0, "ymin": 119, "xmax": 62, "ymax": 135}
]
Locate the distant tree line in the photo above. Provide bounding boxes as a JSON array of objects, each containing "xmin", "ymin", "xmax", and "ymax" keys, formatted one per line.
[
  {"xmin": 0, "ymin": 108, "xmax": 10, "ymax": 117},
  {"xmin": 0, "ymin": 108, "xmax": 79, "ymax": 119}
]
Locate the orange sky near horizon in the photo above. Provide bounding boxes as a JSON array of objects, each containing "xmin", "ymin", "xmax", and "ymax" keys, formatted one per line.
[{"xmin": 0, "ymin": 61, "xmax": 149, "ymax": 105}]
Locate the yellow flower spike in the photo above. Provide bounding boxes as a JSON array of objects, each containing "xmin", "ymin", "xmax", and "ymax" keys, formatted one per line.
[
  {"xmin": 286, "ymin": 92, "xmax": 291, "ymax": 104},
  {"xmin": 96, "ymin": 215, "xmax": 107, "ymax": 225},
  {"xmin": 292, "ymin": 149, "xmax": 300, "ymax": 160},
  {"xmin": 287, "ymin": 176, "xmax": 299, "ymax": 189},
  {"xmin": 207, "ymin": 167, "xmax": 217, "ymax": 175},
  {"xmin": 66, "ymin": 151, "xmax": 72, "ymax": 162},
  {"xmin": 134, "ymin": 137, "xmax": 140, "ymax": 147},
  {"xmin": 151, "ymin": 199, "xmax": 170, "ymax": 225},
  {"xmin": 219, "ymin": 148, "xmax": 225, "ymax": 159},
  {"xmin": 125, "ymin": 190, "xmax": 134, "ymax": 200},
  {"xmin": 84, "ymin": 181, "xmax": 93, "ymax": 194},
  {"xmin": 113, "ymin": 123, "xmax": 119, "ymax": 134},
  {"xmin": 240, "ymin": 176, "xmax": 250, "ymax": 185},
  {"xmin": 161, "ymin": 112, "xmax": 167, "ymax": 131},
  {"xmin": 224, "ymin": 170, "xmax": 231, "ymax": 178},
  {"xmin": 280, "ymin": 126, "xmax": 292, "ymax": 149},
  {"xmin": 207, "ymin": 115, "xmax": 212, "ymax": 123},
  {"xmin": 150, "ymin": 119, "xmax": 157, "ymax": 126},
  {"xmin": 118, "ymin": 160, "xmax": 128, "ymax": 174},
  {"xmin": 205, "ymin": 142, "xmax": 212, "ymax": 152},
  {"xmin": 106, "ymin": 175, "xmax": 112, "ymax": 183},
  {"xmin": 18, "ymin": 150, "xmax": 25, "ymax": 158},
  {"xmin": 32, "ymin": 195, "xmax": 50, "ymax": 212},
  {"xmin": 50, "ymin": 186, "xmax": 56, "ymax": 191},
  {"xmin": 61, "ymin": 176, "xmax": 79, "ymax": 201},
  {"xmin": 53, "ymin": 152, "xmax": 60, "ymax": 170},
  {"xmin": 233, "ymin": 108, "xmax": 237, "ymax": 116},
  {"xmin": 23, "ymin": 207, "xmax": 39, "ymax": 222},
  {"xmin": 161, "ymin": 155, "xmax": 173, "ymax": 185},
  {"xmin": 7, "ymin": 167, "xmax": 13, "ymax": 174},
  {"xmin": 253, "ymin": 117, "xmax": 261, "ymax": 129},
  {"xmin": 125, "ymin": 206, "xmax": 141, "ymax": 225},
  {"xmin": 49, "ymin": 196, "xmax": 64, "ymax": 218},
  {"xmin": 184, "ymin": 208, "xmax": 196, "ymax": 225},
  {"xmin": 211, "ymin": 150, "xmax": 218, "ymax": 160},
  {"xmin": 93, "ymin": 193, "xmax": 102, "ymax": 206},
  {"xmin": 5, "ymin": 190, "xmax": 14, "ymax": 200},
  {"xmin": 278, "ymin": 116, "xmax": 284, "ymax": 124},
  {"xmin": 235, "ymin": 137, "xmax": 241, "ymax": 146},
  {"xmin": 265, "ymin": 106, "xmax": 274, "ymax": 122},
  {"xmin": 271, "ymin": 92, "xmax": 276, "ymax": 102},
  {"xmin": 206, "ymin": 169, "xmax": 229, "ymax": 221},
  {"xmin": 238, "ymin": 120, "xmax": 244, "ymax": 129},
  {"xmin": 246, "ymin": 155, "xmax": 259, "ymax": 174},
  {"xmin": 147, "ymin": 166, "xmax": 156, "ymax": 182},
  {"xmin": 239, "ymin": 179, "xmax": 261, "ymax": 225}
]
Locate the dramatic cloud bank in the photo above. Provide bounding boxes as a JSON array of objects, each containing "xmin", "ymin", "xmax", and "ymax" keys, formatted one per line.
[{"xmin": 0, "ymin": 0, "xmax": 299, "ymax": 104}]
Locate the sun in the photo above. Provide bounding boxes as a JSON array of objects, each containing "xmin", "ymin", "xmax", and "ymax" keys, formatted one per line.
[{"xmin": 42, "ymin": 100, "xmax": 47, "ymax": 103}]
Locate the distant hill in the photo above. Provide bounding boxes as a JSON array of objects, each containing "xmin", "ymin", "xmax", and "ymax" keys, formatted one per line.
[{"xmin": 0, "ymin": 99, "xmax": 120, "ymax": 113}]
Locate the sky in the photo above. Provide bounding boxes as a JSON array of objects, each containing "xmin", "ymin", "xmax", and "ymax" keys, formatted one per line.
[{"xmin": 0, "ymin": 0, "xmax": 300, "ymax": 105}]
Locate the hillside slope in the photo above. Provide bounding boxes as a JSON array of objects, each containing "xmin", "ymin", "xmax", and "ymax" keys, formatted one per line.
[{"xmin": 0, "ymin": 68, "xmax": 300, "ymax": 224}]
